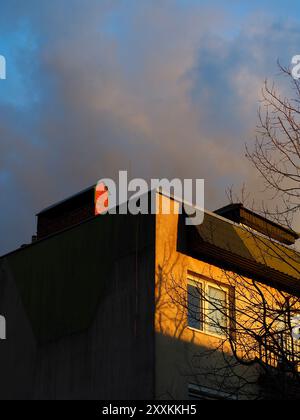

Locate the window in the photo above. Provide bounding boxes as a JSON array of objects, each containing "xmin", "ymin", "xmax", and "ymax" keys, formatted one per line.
[
  {"xmin": 187, "ymin": 283, "xmax": 203, "ymax": 331},
  {"xmin": 187, "ymin": 274, "xmax": 230, "ymax": 337},
  {"xmin": 272, "ymin": 313, "xmax": 300, "ymax": 368},
  {"xmin": 188, "ymin": 384, "xmax": 237, "ymax": 400},
  {"xmin": 207, "ymin": 286, "xmax": 228, "ymax": 335},
  {"xmin": 257, "ymin": 311, "xmax": 300, "ymax": 370}
]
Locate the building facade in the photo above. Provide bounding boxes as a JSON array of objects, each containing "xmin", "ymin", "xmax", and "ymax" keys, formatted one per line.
[{"xmin": 0, "ymin": 191, "xmax": 300, "ymax": 399}]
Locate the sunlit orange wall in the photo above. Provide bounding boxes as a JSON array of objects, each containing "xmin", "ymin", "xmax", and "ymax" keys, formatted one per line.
[
  {"xmin": 154, "ymin": 193, "xmax": 270, "ymax": 399},
  {"xmin": 154, "ymin": 194, "xmax": 234, "ymax": 399}
]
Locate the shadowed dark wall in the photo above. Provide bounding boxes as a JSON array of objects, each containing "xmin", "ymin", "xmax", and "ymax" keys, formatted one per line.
[{"xmin": 0, "ymin": 212, "xmax": 155, "ymax": 400}]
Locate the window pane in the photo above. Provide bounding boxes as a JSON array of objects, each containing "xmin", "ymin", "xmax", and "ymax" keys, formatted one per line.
[
  {"xmin": 207, "ymin": 286, "xmax": 227, "ymax": 335},
  {"xmin": 188, "ymin": 284, "xmax": 203, "ymax": 330}
]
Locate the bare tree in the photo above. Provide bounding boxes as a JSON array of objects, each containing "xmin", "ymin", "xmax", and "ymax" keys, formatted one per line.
[{"xmin": 246, "ymin": 63, "xmax": 300, "ymax": 228}]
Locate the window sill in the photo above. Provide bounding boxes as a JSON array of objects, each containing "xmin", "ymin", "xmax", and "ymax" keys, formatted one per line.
[{"xmin": 187, "ymin": 326, "xmax": 227, "ymax": 340}]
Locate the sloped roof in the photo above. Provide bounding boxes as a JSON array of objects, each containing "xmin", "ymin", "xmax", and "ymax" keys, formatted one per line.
[
  {"xmin": 215, "ymin": 203, "xmax": 299, "ymax": 245},
  {"xmin": 186, "ymin": 211, "xmax": 300, "ymax": 290}
]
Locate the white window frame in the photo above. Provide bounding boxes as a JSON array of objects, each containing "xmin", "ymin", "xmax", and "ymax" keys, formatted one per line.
[{"xmin": 187, "ymin": 273, "xmax": 230, "ymax": 339}]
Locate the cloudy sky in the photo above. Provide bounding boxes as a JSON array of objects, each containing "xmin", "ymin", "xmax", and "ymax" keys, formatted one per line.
[{"xmin": 1, "ymin": 0, "xmax": 300, "ymax": 254}]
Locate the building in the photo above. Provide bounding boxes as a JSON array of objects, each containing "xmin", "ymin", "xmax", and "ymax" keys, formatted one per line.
[{"xmin": 0, "ymin": 189, "xmax": 300, "ymax": 400}]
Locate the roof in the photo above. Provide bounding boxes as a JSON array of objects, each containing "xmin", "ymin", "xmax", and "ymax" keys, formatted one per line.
[
  {"xmin": 185, "ymin": 210, "xmax": 300, "ymax": 290},
  {"xmin": 215, "ymin": 203, "xmax": 299, "ymax": 245}
]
